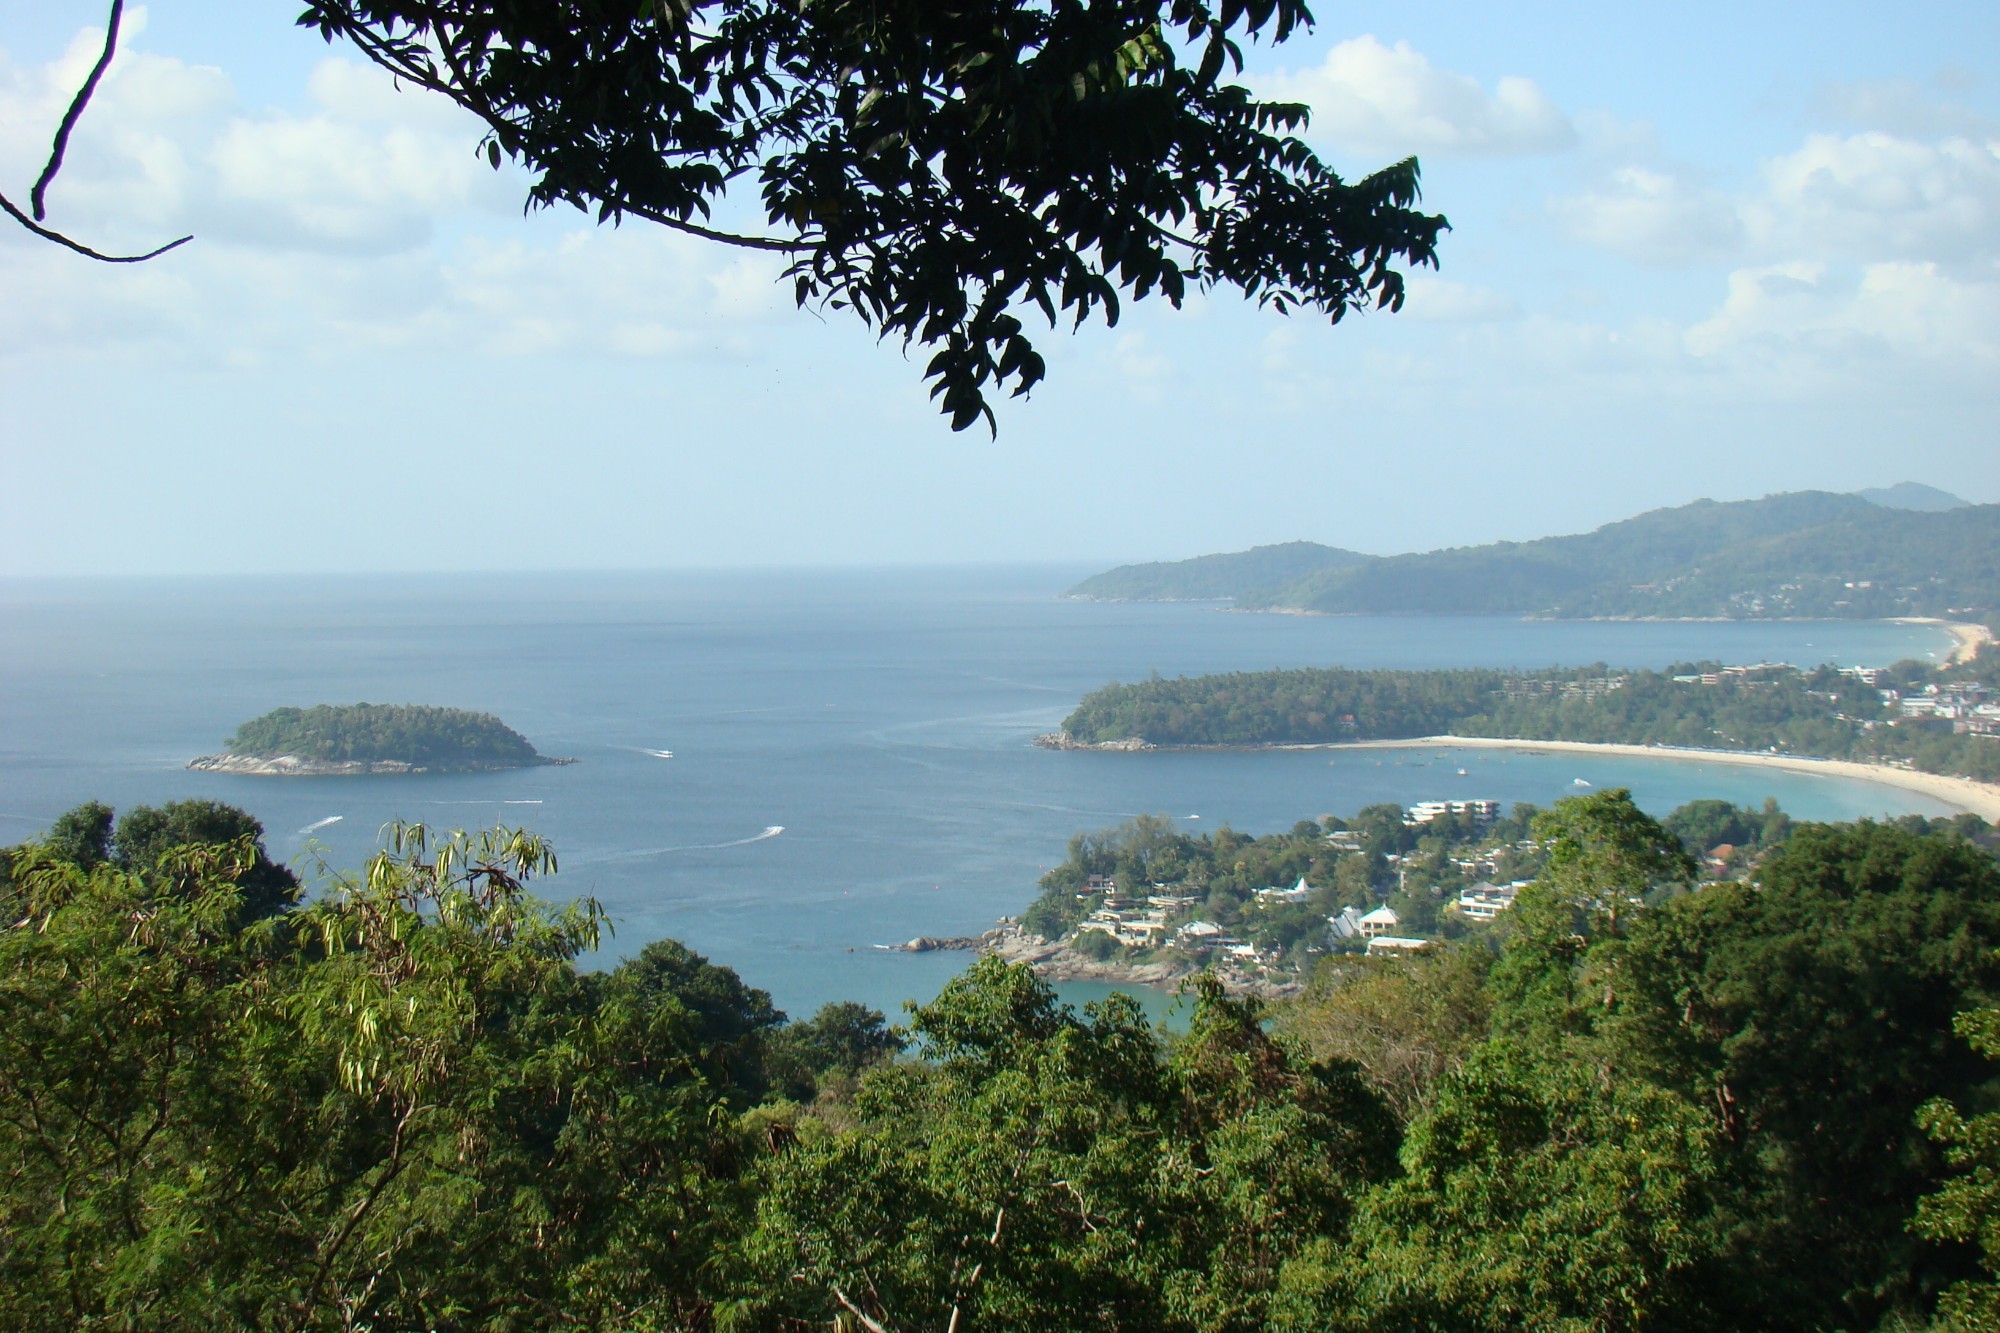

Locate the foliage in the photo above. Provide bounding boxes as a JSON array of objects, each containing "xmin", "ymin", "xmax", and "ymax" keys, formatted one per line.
[
  {"xmin": 222, "ymin": 701, "xmax": 552, "ymax": 770},
  {"xmin": 297, "ymin": 0, "xmax": 1447, "ymax": 432},
  {"xmin": 723, "ymin": 963, "xmax": 1396, "ymax": 1330},
  {"xmin": 12, "ymin": 799, "xmax": 300, "ymax": 923},
  {"xmin": 1914, "ymin": 1007, "xmax": 2000, "ymax": 1328},
  {"xmin": 1276, "ymin": 944, "xmax": 1494, "ymax": 1122},
  {"xmin": 1297, "ymin": 1045, "xmax": 1722, "ymax": 1331},
  {"xmin": 1069, "ymin": 489, "xmax": 2000, "ymax": 620},
  {"xmin": 5, "ymin": 799, "xmax": 2000, "ymax": 1327},
  {"xmin": 0, "ymin": 819, "xmax": 768, "ymax": 1328}
]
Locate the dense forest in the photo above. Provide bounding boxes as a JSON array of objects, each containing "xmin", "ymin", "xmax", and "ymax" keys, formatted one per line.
[
  {"xmin": 1057, "ymin": 647, "xmax": 2000, "ymax": 781},
  {"xmin": 219, "ymin": 703, "xmax": 556, "ymax": 770},
  {"xmin": 1066, "ymin": 490, "xmax": 1996, "ymax": 621},
  {"xmin": 4, "ymin": 796, "xmax": 2000, "ymax": 1328}
]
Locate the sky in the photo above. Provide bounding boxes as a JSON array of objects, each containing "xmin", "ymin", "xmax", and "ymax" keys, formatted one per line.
[{"xmin": 2, "ymin": 2, "xmax": 1996, "ymax": 576}]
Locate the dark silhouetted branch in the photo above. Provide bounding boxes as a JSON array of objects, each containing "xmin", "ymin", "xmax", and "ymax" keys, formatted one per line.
[
  {"xmin": 32, "ymin": 0, "xmax": 125, "ymax": 220},
  {"xmin": 7, "ymin": 0, "xmax": 192, "ymax": 263}
]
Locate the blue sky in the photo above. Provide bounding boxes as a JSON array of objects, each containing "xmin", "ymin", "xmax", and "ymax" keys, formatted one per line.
[{"xmin": 3, "ymin": 2, "xmax": 1996, "ymax": 575}]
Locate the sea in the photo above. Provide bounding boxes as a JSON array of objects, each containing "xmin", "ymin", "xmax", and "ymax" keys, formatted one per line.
[{"xmin": 0, "ymin": 566, "xmax": 1962, "ymax": 1022}]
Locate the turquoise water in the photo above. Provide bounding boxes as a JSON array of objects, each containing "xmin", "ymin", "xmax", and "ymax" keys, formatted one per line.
[{"xmin": 0, "ymin": 567, "xmax": 1960, "ymax": 1020}]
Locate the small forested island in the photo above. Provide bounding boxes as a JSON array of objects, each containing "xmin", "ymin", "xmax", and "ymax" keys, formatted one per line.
[
  {"xmin": 1068, "ymin": 487, "xmax": 1997, "ymax": 619},
  {"xmin": 189, "ymin": 703, "xmax": 570, "ymax": 775},
  {"xmin": 1047, "ymin": 644, "xmax": 2000, "ymax": 783}
]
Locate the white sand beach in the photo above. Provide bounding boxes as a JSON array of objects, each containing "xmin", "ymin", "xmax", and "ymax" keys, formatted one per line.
[{"xmin": 1313, "ymin": 736, "xmax": 2000, "ymax": 822}]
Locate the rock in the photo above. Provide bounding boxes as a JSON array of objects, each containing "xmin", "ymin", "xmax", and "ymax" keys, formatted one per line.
[{"xmin": 1033, "ymin": 732, "xmax": 1156, "ymax": 752}]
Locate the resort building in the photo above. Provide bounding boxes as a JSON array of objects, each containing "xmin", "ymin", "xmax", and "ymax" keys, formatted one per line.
[
  {"xmin": 1455, "ymin": 882, "xmax": 1522, "ymax": 921},
  {"xmin": 1406, "ymin": 799, "xmax": 1501, "ymax": 828},
  {"xmin": 1358, "ymin": 906, "xmax": 1401, "ymax": 939},
  {"xmin": 1255, "ymin": 877, "xmax": 1314, "ymax": 905}
]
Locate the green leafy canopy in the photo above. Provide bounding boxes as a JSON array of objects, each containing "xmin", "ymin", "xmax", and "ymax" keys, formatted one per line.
[{"xmin": 298, "ymin": 0, "xmax": 1447, "ymax": 431}]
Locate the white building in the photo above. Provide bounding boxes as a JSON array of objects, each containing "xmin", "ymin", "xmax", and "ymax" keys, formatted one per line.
[
  {"xmin": 1455, "ymin": 881, "xmax": 1523, "ymax": 922},
  {"xmin": 1328, "ymin": 906, "xmax": 1366, "ymax": 941},
  {"xmin": 1255, "ymin": 876, "xmax": 1314, "ymax": 905},
  {"xmin": 1358, "ymin": 906, "xmax": 1401, "ymax": 939},
  {"xmin": 1366, "ymin": 936, "xmax": 1431, "ymax": 957},
  {"xmin": 1406, "ymin": 799, "xmax": 1501, "ymax": 827}
]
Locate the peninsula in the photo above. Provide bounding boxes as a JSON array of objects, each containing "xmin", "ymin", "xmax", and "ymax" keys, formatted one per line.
[
  {"xmin": 1042, "ymin": 649, "xmax": 2000, "ymax": 801},
  {"xmin": 189, "ymin": 703, "xmax": 571, "ymax": 776}
]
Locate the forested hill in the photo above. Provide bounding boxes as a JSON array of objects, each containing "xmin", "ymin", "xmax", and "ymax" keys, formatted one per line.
[
  {"xmin": 215, "ymin": 704, "xmax": 558, "ymax": 771},
  {"xmin": 1067, "ymin": 540, "xmax": 1371, "ymax": 601},
  {"xmin": 1053, "ymin": 649, "xmax": 2000, "ymax": 782},
  {"xmin": 1067, "ymin": 490, "xmax": 1998, "ymax": 620}
]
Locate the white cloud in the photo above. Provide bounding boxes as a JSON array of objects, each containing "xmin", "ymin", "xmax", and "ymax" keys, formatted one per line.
[
  {"xmin": 1811, "ymin": 78, "xmax": 1997, "ymax": 140},
  {"xmin": 1399, "ymin": 275, "xmax": 1519, "ymax": 321},
  {"xmin": 1684, "ymin": 259, "xmax": 2000, "ymax": 374},
  {"xmin": 0, "ymin": 20, "xmax": 792, "ymax": 367},
  {"xmin": 1748, "ymin": 132, "xmax": 2000, "ymax": 262},
  {"xmin": 1255, "ymin": 36, "xmax": 1575, "ymax": 161},
  {"xmin": 1548, "ymin": 166, "xmax": 1744, "ymax": 265}
]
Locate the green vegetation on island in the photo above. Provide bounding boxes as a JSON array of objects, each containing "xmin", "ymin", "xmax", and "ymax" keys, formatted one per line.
[
  {"xmin": 1067, "ymin": 489, "xmax": 1997, "ymax": 620},
  {"xmin": 5, "ymin": 797, "xmax": 2000, "ymax": 1327},
  {"xmin": 210, "ymin": 703, "xmax": 561, "ymax": 772},
  {"xmin": 1055, "ymin": 645, "xmax": 2000, "ymax": 782}
]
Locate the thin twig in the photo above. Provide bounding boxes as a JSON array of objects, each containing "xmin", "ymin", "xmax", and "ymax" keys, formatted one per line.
[{"xmin": 32, "ymin": 0, "xmax": 125, "ymax": 220}]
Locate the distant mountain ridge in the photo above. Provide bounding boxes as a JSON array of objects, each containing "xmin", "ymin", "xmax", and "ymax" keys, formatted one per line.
[
  {"xmin": 1067, "ymin": 490, "xmax": 1997, "ymax": 621},
  {"xmin": 1855, "ymin": 482, "xmax": 1968, "ymax": 512}
]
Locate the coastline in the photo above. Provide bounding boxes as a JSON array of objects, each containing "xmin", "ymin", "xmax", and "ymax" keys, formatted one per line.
[
  {"xmin": 1300, "ymin": 736, "xmax": 2000, "ymax": 822},
  {"xmin": 187, "ymin": 753, "xmax": 574, "ymax": 776},
  {"xmin": 1890, "ymin": 617, "xmax": 1993, "ymax": 665}
]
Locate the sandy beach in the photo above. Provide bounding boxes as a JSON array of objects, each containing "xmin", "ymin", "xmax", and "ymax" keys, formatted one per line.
[
  {"xmin": 1309, "ymin": 736, "xmax": 2000, "ymax": 822},
  {"xmin": 1894, "ymin": 618, "xmax": 1995, "ymax": 665}
]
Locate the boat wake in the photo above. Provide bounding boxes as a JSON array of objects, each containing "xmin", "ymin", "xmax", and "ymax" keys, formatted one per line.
[
  {"xmin": 641, "ymin": 748, "xmax": 674, "ymax": 760},
  {"xmin": 299, "ymin": 815, "xmax": 343, "ymax": 835},
  {"xmin": 618, "ymin": 826, "xmax": 786, "ymax": 858},
  {"xmin": 503, "ymin": 799, "xmax": 543, "ymax": 805}
]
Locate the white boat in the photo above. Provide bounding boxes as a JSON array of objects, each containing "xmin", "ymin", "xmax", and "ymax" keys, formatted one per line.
[{"xmin": 1572, "ymin": 778, "xmax": 1593, "ymax": 788}]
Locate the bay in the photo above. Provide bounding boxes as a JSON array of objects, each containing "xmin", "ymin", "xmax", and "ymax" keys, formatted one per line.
[{"xmin": 0, "ymin": 567, "xmax": 1960, "ymax": 1020}]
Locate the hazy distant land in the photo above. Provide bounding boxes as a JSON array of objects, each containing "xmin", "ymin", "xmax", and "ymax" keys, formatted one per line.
[{"xmin": 1068, "ymin": 487, "xmax": 1992, "ymax": 621}]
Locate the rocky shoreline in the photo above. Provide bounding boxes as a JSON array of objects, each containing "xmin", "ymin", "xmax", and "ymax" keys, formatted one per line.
[
  {"xmin": 187, "ymin": 753, "xmax": 577, "ymax": 776},
  {"xmin": 879, "ymin": 921, "xmax": 1301, "ymax": 1000},
  {"xmin": 1033, "ymin": 732, "xmax": 1154, "ymax": 752}
]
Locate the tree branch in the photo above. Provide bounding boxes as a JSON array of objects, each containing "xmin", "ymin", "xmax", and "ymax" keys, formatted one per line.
[
  {"xmin": 34, "ymin": 0, "xmax": 123, "ymax": 218},
  {"xmin": 5, "ymin": 0, "xmax": 192, "ymax": 263}
]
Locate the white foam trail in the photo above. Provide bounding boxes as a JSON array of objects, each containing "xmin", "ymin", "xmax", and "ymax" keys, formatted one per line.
[
  {"xmin": 299, "ymin": 815, "xmax": 343, "ymax": 835},
  {"xmin": 641, "ymin": 749, "xmax": 675, "ymax": 759},
  {"xmin": 662, "ymin": 825, "xmax": 783, "ymax": 854},
  {"xmin": 503, "ymin": 799, "xmax": 543, "ymax": 805}
]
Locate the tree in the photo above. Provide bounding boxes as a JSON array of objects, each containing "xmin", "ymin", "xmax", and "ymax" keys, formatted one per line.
[
  {"xmin": 113, "ymin": 799, "xmax": 300, "ymax": 921},
  {"xmin": 725, "ymin": 961, "xmax": 1396, "ymax": 1330},
  {"xmin": 1913, "ymin": 1007, "xmax": 2000, "ymax": 1328},
  {"xmin": 298, "ymin": 0, "xmax": 1447, "ymax": 431},
  {"xmin": 1305, "ymin": 1044, "xmax": 1721, "ymax": 1331},
  {"xmin": 41, "ymin": 799, "xmax": 114, "ymax": 870},
  {"xmin": 1598, "ymin": 821, "xmax": 2000, "ymax": 1326}
]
